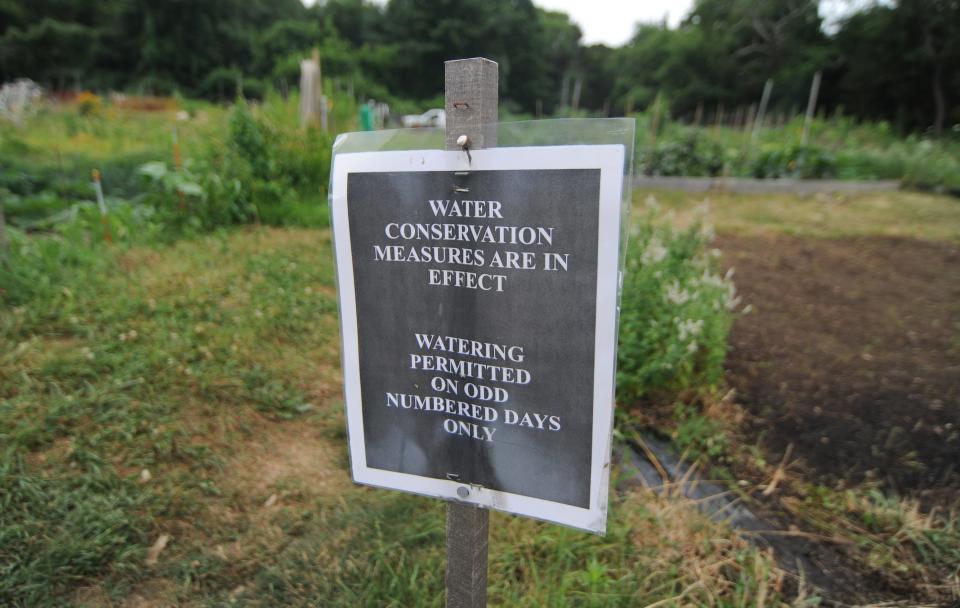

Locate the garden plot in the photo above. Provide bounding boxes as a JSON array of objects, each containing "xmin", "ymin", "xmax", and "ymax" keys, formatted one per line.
[
  {"xmin": 643, "ymin": 189, "xmax": 960, "ymax": 605},
  {"xmin": 721, "ymin": 232, "xmax": 960, "ymax": 502}
]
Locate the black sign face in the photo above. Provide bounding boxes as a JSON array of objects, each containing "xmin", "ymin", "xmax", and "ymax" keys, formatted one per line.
[{"xmin": 332, "ymin": 146, "xmax": 624, "ymax": 532}]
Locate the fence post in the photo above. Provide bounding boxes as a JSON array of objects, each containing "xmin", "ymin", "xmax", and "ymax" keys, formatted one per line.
[
  {"xmin": 751, "ymin": 78, "xmax": 773, "ymax": 142},
  {"xmin": 443, "ymin": 57, "xmax": 497, "ymax": 608},
  {"xmin": 0, "ymin": 197, "xmax": 8, "ymax": 263},
  {"xmin": 801, "ymin": 71, "xmax": 822, "ymax": 146}
]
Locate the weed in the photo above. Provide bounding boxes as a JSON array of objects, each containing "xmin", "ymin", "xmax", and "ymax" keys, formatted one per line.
[{"xmin": 617, "ymin": 196, "xmax": 735, "ymax": 405}]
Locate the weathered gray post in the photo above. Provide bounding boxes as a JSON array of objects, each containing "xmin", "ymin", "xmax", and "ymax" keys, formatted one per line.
[
  {"xmin": 0, "ymin": 198, "xmax": 8, "ymax": 263},
  {"xmin": 751, "ymin": 78, "xmax": 774, "ymax": 142},
  {"xmin": 800, "ymin": 71, "xmax": 822, "ymax": 146},
  {"xmin": 443, "ymin": 57, "xmax": 497, "ymax": 608}
]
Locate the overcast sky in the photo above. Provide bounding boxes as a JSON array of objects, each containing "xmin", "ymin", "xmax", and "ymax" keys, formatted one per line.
[
  {"xmin": 531, "ymin": 0, "xmax": 874, "ymax": 46},
  {"xmin": 350, "ymin": 0, "xmax": 879, "ymax": 47},
  {"xmin": 534, "ymin": 0, "xmax": 689, "ymax": 46}
]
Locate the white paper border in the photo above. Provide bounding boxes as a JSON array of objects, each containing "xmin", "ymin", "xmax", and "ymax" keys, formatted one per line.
[{"xmin": 330, "ymin": 145, "xmax": 625, "ymax": 533}]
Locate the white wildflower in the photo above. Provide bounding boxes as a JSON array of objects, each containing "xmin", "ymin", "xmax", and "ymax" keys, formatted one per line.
[
  {"xmin": 700, "ymin": 270, "xmax": 726, "ymax": 288},
  {"xmin": 641, "ymin": 237, "xmax": 668, "ymax": 265},
  {"xmin": 665, "ymin": 281, "xmax": 691, "ymax": 306},
  {"xmin": 676, "ymin": 318, "xmax": 704, "ymax": 341},
  {"xmin": 644, "ymin": 194, "xmax": 660, "ymax": 211},
  {"xmin": 701, "ymin": 223, "xmax": 715, "ymax": 241},
  {"xmin": 726, "ymin": 282, "xmax": 741, "ymax": 310},
  {"xmin": 686, "ymin": 341, "xmax": 699, "ymax": 354}
]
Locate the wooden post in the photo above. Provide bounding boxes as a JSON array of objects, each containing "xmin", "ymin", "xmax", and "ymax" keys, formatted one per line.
[
  {"xmin": 0, "ymin": 196, "xmax": 8, "ymax": 263},
  {"xmin": 443, "ymin": 57, "xmax": 496, "ymax": 608},
  {"xmin": 649, "ymin": 94, "xmax": 662, "ymax": 145},
  {"xmin": 299, "ymin": 49, "xmax": 323, "ymax": 129},
  {"xmin": 317, "ymin": 52, "xmax": 328, "ymax": 133},
  {"xmin": 571, "ymin": 77, "xmax": 582, "ymax": 113},
  {"xmin": 751, "ymin": 78, "xmax": 773, "ymax": 142},
  {"xmin": 172, "ymin": 126, "xmax": 185, "ymax": 211},
  {"xmin": 801, "ymin": 71, "xmax": 821, "ymax": 146}
]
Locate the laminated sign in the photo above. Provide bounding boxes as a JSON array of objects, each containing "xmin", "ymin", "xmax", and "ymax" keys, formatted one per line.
[{"xmin": 331, "ymin": 145, "xmax": 625, "ymax": 532}]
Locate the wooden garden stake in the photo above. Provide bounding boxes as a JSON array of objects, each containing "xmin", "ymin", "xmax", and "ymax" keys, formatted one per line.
[
  {"xmin": 0, "ymin": 196, "xmax": 8, "ymax": 263},
  {"xmin": 443, "ymin": 57, "xmax": 497, "ymax": 608},
  {"xmin": 801, "ymin": 71, "xmax": 822, "ymax": 146},
  {"xmin": 172, "ymin": 125, "xmax": 185, "ymax": 211},
  {"xmin": 751, "ymin": 79, "xmax": 774, "ymax": 143}
]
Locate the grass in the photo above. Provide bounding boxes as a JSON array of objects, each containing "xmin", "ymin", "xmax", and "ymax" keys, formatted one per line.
[
  {"xmin": 1, "ymin": 224, "xmax": 793, "ymax": 606},
  {"xmin": 4, "ymin": 98, "xmax": 959, "ymax": 605},
  {"xmin": 640, "ymin": 189, "xmax": 960, "ymax": 242},
  {"xmin": 0, "ymin": 227, "xmax": 341, "ymax": 605}
]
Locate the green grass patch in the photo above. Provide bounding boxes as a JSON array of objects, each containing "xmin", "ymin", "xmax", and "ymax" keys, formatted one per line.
[{"xmin": 643, "ymin": 189, "xmax": 960, "ymax": 243}]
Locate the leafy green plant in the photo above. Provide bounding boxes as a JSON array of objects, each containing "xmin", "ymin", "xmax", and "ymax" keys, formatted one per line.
[
  {"xmin": 616, "ymin": 198, "xmax": 736, "ymax": 405},
  {"xmin": 748, "ymin": 144, "xmax": 836, "ymax": 179},
  {"xmin": 671, "ymin": 402, "xmax": 730, "ymax": 461},
  {"xmin": 639, "ymin": 130, "xmax": 727, "ymax": 177}
]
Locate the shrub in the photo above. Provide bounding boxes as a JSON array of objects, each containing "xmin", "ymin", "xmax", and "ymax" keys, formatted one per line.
[
  {"xmin": 638, "ymin": 130, "xmax": 726, "ymax": 177},
  {"xmin": 616, "ymin": 198, "xmax": 737, "ymax": 405},
  {"xmin": 749, "ymin": 143, "xmax": 836, "ymax": 179}
]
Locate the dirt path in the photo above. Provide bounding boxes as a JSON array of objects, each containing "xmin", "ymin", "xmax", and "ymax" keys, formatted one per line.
[{"xmin": 718, "ymin": 233, "xmax": 960, "ymax": 504}]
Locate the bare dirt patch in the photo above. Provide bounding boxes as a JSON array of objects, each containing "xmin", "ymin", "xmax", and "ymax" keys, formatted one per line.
[
  {"xmin": 226, "ymin": 413, "xmax": 348, "ymax": 500},
  {"xmin": 718, "ymin": 233, "xmax": 960, "ymax": 503}
]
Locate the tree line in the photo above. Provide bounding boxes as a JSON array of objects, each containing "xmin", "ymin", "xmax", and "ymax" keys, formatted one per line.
[{"xmin": 1, "ymin": 0, "xmax": 957, "ymax": 134}]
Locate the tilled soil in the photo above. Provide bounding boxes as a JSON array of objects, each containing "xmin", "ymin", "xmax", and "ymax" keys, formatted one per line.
[{"xmin": 718, "ymin": 233, "xmax": 960, "ymax": 504}]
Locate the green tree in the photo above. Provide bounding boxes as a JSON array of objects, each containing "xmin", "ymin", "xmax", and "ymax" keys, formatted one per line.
[
  {"xmin": 833, "ymin": 0, "xmax": 960, "ymax": 133},
  {"xmin": 378, "ymin": 0, "xmax": 548, "ymax": 111}
]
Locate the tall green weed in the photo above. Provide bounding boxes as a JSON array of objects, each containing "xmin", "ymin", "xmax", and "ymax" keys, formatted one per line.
[
  {"xmin": 617, "ymin": 197, "xmax": 736, "ymax": 404},
  {"xmin": 139, "ymin": 97, "xmax": 332, "ymax": 231}
]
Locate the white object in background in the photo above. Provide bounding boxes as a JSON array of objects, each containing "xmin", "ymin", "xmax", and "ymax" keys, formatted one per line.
[{"xmin": 401, "ymin": 108, "xmax": 446, "ymax": 128}]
